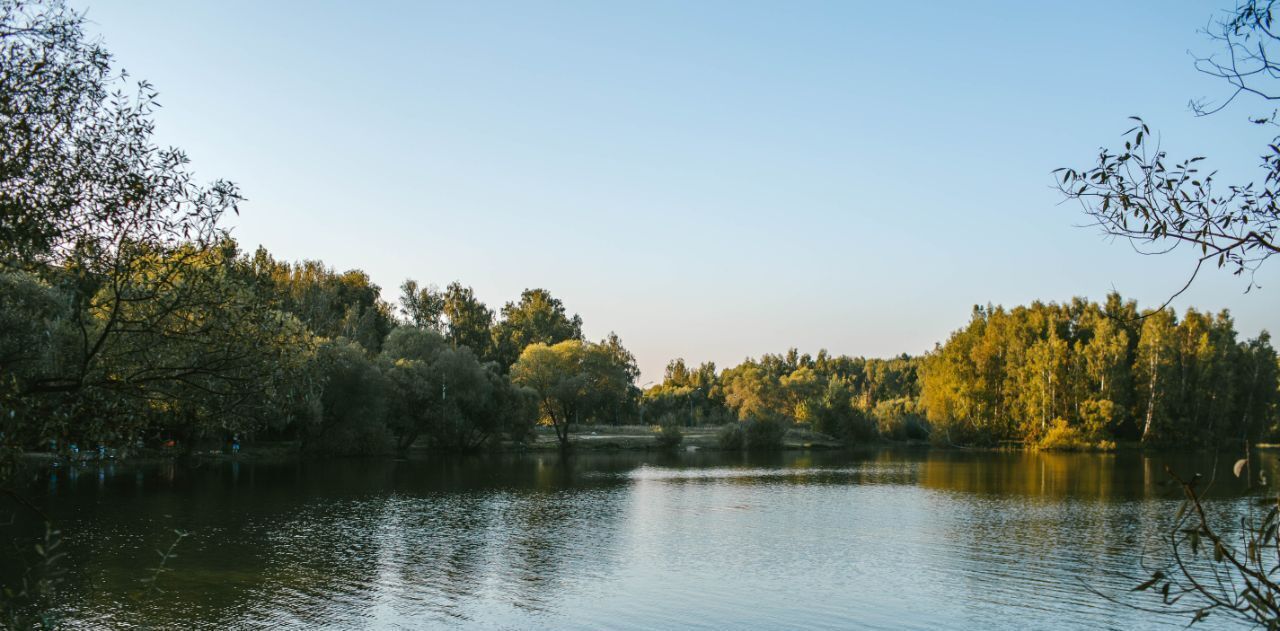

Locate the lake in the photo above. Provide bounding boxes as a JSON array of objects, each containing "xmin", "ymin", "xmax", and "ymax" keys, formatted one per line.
[{"xmin": 7, "ymin": 449, "xmax": 1272, "ymax": 629}]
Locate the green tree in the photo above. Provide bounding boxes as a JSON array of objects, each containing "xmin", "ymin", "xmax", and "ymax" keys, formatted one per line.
[
  {"xmin": 781, "ymin": 367, "xmax": 822, "ymax": 421},
  {"xmin": 1017, "ymin": 330, "xmax": 1069, "ymax": 441},
  {"xmin": 921, "ymin": 306, "xmax": 1010, "ymax": 444},
  {"xmin": 1241, "ymin": 332, "xmax": 1280, "ymax": 438},
  {"xmin": 810, "ymin": 378, "xmax": 877, "ymax": 444},
  {"xmin": 1135, "ymin": 308, "xmax": 1178, "ymax": 444},
  {"xmin": 917, "ymin": 295, "xmax": 1275, "ymax": 449},
  {"xmin": 510, "ymin": 341, "xmax": 584, "ymax": 451},
  {"xmin": 1074, "ymin": 302, "xmax": 1132, "ymax": 438},
  {"xmin": 0, "ymin": 240, "xmax": 313, "ymax": 455},
  {"xmin": 591, "ymin": 332, "xmax": 641, "ymax": 425},
  {"xmin": 720, "ymin": 362, "xmax": 785, "ymax": 421},
  {"xmin": 399, "ymin": 279, "xmax": 445, "ymax": 332},
  {"xmin": 664, "ymin": 358, "xmax": 692, "ymax": 386},
  {"xmin": 491, "ymin": 289, "xmax": 583, "ymax": 369},
  {"xmin": 379, "ymin": 326, "xmax": 449, "ymax": 452},
  {"xmin": 0, "ymin": 0, "xmax": 311, "ymax": 457},
  {"xmin": 305, "ymin": 338, "xmax": 392, "ymax": 455},
  {"xmin": 442, "ymin": 282, "xmax": 494, "ymax": 357},
  {"xmin": 510, "ymin": 339, "xmax": 632, "ymax": 450},
  {"xmin": 379, "ymin": 325, "xmax": 533, "ymax": 452},
  {"xmin": 871, "ymin": 397, "xmax": 929, "ymax": 440},
  {"xmin": 247, "ymin": 251, "xmax": 395, "ymax": 353}
]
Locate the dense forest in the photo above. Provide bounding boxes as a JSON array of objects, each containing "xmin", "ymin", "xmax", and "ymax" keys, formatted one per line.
[
  {"xmin": 643, "ymin": 352, "xmax": 925, "ymax": 445},
  {"xmin": 922, "ymin": 297, "xmax": 1279, "ymax": 448},
  {"xmin": 645, "ymin": 295, "xmax": 1280, "ymax": 450},
  {"xmin": 4, "ymin": 224, "xmax": 1276, "ymax": 456},
  {"xmin": 1, "ymin": 235, "xmax": 647, "ymax": 457},
  {"xmin": 1, "ymin": 1, "xmax": 1278, "ymax": 472}
]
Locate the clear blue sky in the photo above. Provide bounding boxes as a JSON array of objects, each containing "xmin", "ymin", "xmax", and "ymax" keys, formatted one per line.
[{"xmin": 85, "ymin": 1, "xmax": 1278, "ymax": 381}]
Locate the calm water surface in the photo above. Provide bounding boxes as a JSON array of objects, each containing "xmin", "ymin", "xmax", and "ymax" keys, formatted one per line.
[{"xmin": 10, "ymin": 449, "xmax": 1274, "ymax": 629}]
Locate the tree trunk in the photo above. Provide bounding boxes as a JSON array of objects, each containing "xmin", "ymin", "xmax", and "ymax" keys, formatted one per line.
[
  {"xmin": 1141, "ymin": 345, "xmax": 1160, "ymax": 443},
  {"xmin": 547, "ymin": 403, "xmax": 570, "ymax": 451},
  {"xmin": 396, "ymin": 430, "xmax": 419, "ymax": 456}
]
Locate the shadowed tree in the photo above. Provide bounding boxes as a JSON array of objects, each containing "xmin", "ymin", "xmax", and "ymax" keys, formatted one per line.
[
  {"xmin": 379, "ymin": 325, "xmax": 532, "ymax": 452},
  {"xmin": 0, "ymin": 1, "xmax": 318, "ymax": 457},
  {"xmin": 247, "ymin": 250, "xmax": 394, "ymax": 352},
  {"xmin": 442, "ymin": 282, "xmax": 494, "ymax": 358}
]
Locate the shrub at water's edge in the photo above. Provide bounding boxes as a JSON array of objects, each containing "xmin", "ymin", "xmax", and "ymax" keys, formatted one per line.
[
  {"xmin": 712, "ymin": 415, "xmax": 788, "ymax": 452},
  {"xmin": 717, "ymin": 423, "xmax": 745, "ymax": 450},
  {"xmin": 653, "ymin": 416, "xmax": 684, "ymax": 450},
  {"xmin": 1036, "ymin": 418, "xmax": 1117, "ymax": 452}
]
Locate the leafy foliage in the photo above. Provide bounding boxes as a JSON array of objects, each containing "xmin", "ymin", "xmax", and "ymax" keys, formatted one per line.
[
  {"xmin": 510, "ymin": 338, "xmax": 635, "ymax": 450},
  {"xmin": 920, "ymin": 294, "xmax": 1278, "ymax": 448},
  {"xmin": 872, "ymin": 397, "xmax": 930, "ymax": 441},
  {"xmin": 379, "ymin": 326, "xmax": 535, "ymax": 452},
  {"xmin": 491, "ymin": 289, "xmax": 584, "ymax": 369},
  {"xmin": 742, "ymin": 413, "xmax": 788, "ymax": 451},
  {"xmin": 1058, "ymin": 5, "xmax": 1280, "ymax": 623},
  {"xmin": 398, "ymin": 280, "xmax": 445, "ymax": 333},
  {"xmin": 1036, "ymin": 418, "xmax": 1109, "ymax": 451},
  {"xmin": 653, "ymin": 416, "xmax": 684, "ymax": 450},
  {"xmin": 1057, "ymin": 1, "xmax": 1280, "ymax": 297},
  {"xmin": 716, "ymin": 422, "xmax": 744, "ymax": 450},
  {"xmin": 442, "ymin": 282, "xmax": 494, "ymax": 358},
  {"xmin": 305, "ymin": 339, "xmax": 392, "ymax": 455},
  {"xmin": 248, "ymin": 250, "xmax": 395, "ymax": 353},
  {"xmin": 644, "ymin": 350, "xmax": 922, "ymax": 443},
  {"xmin": 1123, "ymin": 465, "xmax": 1280, "ymax": 627}
]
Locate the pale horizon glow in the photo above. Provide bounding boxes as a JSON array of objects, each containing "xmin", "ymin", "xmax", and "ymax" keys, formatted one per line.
[{"xmin": 85, "ymin": 1, "xmax": 1279, "ymax": 381}]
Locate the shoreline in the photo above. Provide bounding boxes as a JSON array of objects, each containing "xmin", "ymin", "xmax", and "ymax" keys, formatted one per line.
[{"xmin": 18, "ymin": 430, "xmax": 1258, "ymax": 470}]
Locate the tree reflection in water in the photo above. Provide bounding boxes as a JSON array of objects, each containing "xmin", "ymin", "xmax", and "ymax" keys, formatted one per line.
[{"xmin": 7, "ymin": 450, "xmax": 1274, "ymax": 630}]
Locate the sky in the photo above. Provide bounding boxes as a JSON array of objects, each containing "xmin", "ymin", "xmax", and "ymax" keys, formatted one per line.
[{"xmin": 83, "ymin": 1, "xmax": 1278, "ymax": 382}]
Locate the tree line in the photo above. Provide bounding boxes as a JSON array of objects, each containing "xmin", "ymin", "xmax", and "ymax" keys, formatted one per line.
[
  {"xmin": 642, "ymin": 352, "xmax": 926, "ymax": 446},
  {"xmin": 642, "ymin": 293, "xmax": 1280, "ymax": 451},
  {"xmin": 2, "ymin": 232, "xmax": 645, "ymax": 457},
  {"xmin": 920, "ymin": 296, "xmax": 1278, "ymax": 448}
]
